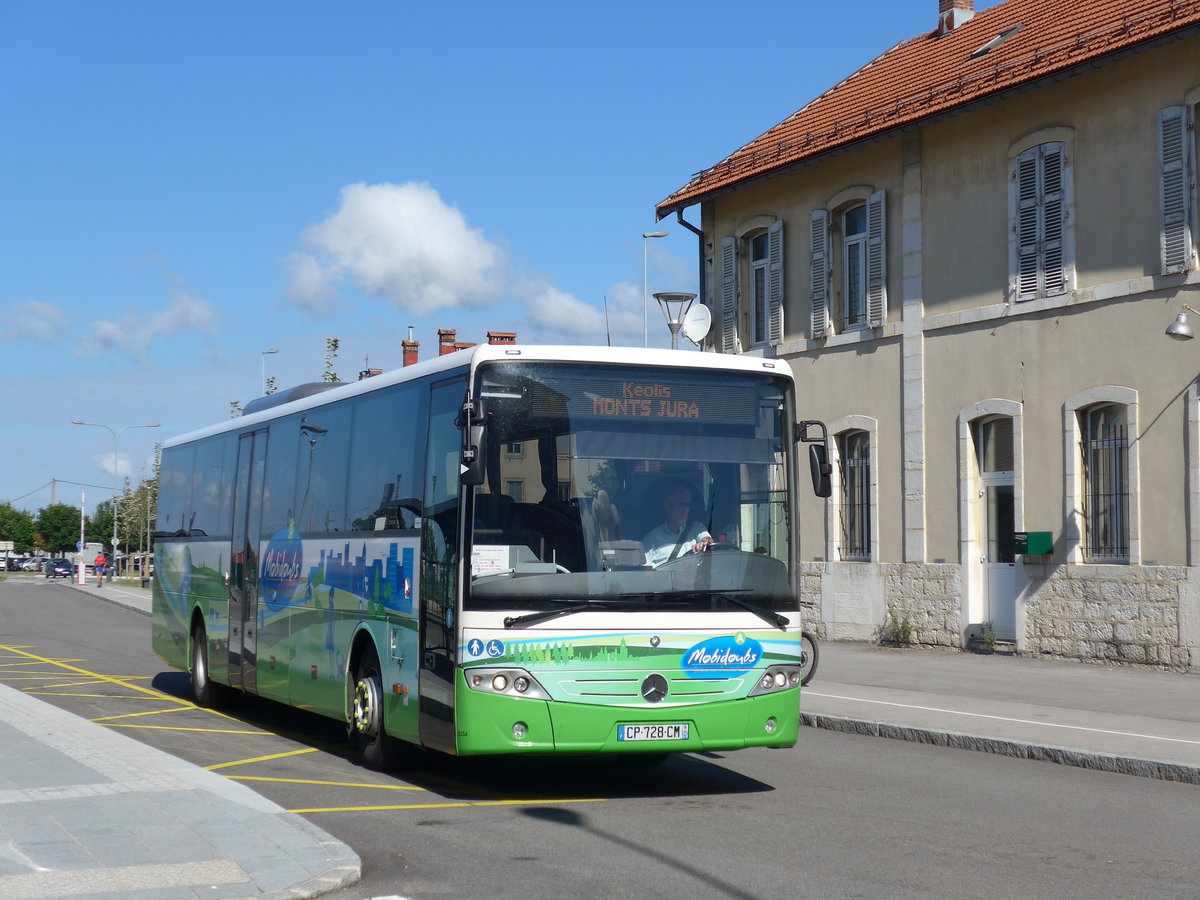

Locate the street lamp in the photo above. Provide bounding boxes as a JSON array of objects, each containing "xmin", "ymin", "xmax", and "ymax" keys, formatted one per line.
[
  {"xmin": 71, "ymin": 421, "xmax": 160, "ymax": 579},
  {"xmin": 261, "ymin": 348, "xmax": 279, "ymax": 394},
  {"xmin": 643, "ymin": 231, "xmax": 669, "ymax": 347},
  {"xmin": 1166, "ymin": 305, "xmax": 1196, "ymax": 340},
  {"xmin": 654, "ymin": 292, "xmax": 697, "ymax": 350}
]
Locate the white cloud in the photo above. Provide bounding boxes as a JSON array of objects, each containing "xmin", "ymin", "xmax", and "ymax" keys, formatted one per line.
[
  {"xmin": 96, "ymin": 451, "xmax": 134, "ymax": 479},
  {"xmin": 287, "ymin": 182, "xmax": 508, "ymax": 315},
  {"xmin": 0, "ymin": 300, "xmax": 70, "ymax": 342},
  {"xmin": 78, "ymin": 294, "xmax": 220, "ymax": 362}
]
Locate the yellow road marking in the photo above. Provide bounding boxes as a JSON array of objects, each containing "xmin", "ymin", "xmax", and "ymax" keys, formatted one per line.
[
  {"xmin": 0, "ymin": 658, "xmax": 88, "ymax": 667},
  {"xmin": 206, "ymin": 748, "xmax": 320, "ymax": 770},
  {"xmin": 92, "ymin": 707, "xmax": 200, "ymax": 722},
  {"xmin": 288, "ymin": 797, "xmax": 607, "ymax": 814},
  {"xmin": 230, "ymin": 776, "xmax": 427, "ymax": 790},
  {"xmin": 106, "ymin": 723, "xmax": 267, "ymax": 735},
  {"xmin": 22, "ymin": 691, "xmax": 166, "ymax": 700},
  {"xmin": 0, "ymin": 646, "xmax": 186, "ymax": 703}
]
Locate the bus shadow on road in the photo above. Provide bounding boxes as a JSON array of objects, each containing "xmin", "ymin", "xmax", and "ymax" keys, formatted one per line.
[{"xmin": 150, "ymin": 671, "xmax": 778, "ymax": 802}]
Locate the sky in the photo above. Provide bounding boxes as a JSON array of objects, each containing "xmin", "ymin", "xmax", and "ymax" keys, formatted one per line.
[{"xmin": 1, "ymin": 0, "xmax": 1001, "ymax": 515}]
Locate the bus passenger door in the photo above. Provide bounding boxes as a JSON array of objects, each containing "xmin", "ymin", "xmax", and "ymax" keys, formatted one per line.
[
  {"xmin": 419, "ymin": 377, "xmax": 464, "ymax": 753},
  {"xmin": 229, "ymin": 429, "xmax": 266, "ymax": 694}
]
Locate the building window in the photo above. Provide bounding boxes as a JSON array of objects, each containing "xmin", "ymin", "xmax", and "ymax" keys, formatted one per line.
[
  {"xmin": 750, "ymin": 232, "xmax": 770, "ymax": 345},
  {"xmin": 505, "ymin": 442, "xmax": 523, "ymax": 456},
  {"xmin": 1080, "ymin": 404, "xmax": 1128, "ymax": 562},
  {"xmin": 1009, "ymin": 142, "xmax": 1073, "ymax": 301},
  {"xmin": 842, "ymin": 204, "xmax": 868, "ymax": 328},
  {"xmin": 810, "ymin": 190, "xmax": 886, "ymax": 338},
  {"xmin": 719, "ymin": 219, "xmax": 783, "ymax": 353},
  {"xmin": 837, "ymin": 430, "xmax": 871, "ymax": 560},
  {"xmin": 504, "ymin": 480, "xmax": 524, "ymax": 502}
]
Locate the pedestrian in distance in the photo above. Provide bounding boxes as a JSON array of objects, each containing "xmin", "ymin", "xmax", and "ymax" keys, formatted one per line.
[{"xmin": 93, "ymin": 553, "xmax": 107, "ymax": 588}]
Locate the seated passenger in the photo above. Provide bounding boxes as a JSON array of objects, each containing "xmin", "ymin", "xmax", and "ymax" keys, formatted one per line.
[{"xmin": 642, "ymin": 480, "xmax": 712, "ymax": 566}]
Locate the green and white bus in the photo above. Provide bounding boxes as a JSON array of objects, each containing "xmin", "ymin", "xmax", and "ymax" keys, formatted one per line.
[{"xmin": 152, "ymin": 345, "xmax": 830, "ymax": 768}]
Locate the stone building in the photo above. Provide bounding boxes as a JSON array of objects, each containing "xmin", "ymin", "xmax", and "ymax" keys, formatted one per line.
[{"xmin": 656, "ymin": 0, "xmax": 1200, "ymax": 668}]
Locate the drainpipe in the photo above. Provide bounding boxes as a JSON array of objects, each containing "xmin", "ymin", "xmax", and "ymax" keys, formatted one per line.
[{"xmin": 674, "ymin": 209, "xmax": 708, "ymax": 348}]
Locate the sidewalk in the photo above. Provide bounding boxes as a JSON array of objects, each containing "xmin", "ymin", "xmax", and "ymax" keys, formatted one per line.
[
  {"xmin": 803, "ymin": 640, "xmax": 1200, "ymax": 783},
  {"xmin": 0, "ymin": 577, "xmax": 361, "ymax": 900}
]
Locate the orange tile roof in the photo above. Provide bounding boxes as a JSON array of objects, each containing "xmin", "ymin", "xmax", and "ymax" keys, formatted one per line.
[{"xmin": 656, "ymin": 0, "xmax": 1200, "ymax": 217}]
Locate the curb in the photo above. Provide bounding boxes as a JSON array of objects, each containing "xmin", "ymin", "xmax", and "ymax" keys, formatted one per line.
[{"xmin": 801, "ymin": 712, "xmax": 1200, "ymax": 785}]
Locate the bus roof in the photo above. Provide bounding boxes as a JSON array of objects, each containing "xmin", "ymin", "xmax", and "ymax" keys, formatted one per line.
[{"xmin": 161, "ymin": 345, "xmax": 795, "ymax": 450}]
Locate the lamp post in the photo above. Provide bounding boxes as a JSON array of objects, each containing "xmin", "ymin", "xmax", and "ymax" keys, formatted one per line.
[
  {"xmin": 71, "ymin": 421, "xmax": 160, "ymax": 579},
  {"xmin": 642, "ymin": 231, "xmax": 669, "ymax": 347},
  {"xmin": 261, "ymin": 348, "xmax": 279, "ymax": 394},
  {"xmin": 654, "ymin": 292, "xmax": 697, "ymax": 350}
]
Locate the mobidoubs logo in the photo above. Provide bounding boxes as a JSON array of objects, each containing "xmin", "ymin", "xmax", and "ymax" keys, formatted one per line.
[
  {"xmin": 261, "ymin": 526, "xmax": 304, "ymax": 612},
  {"xmin": 680, "ymin": 634, "xmax": 763, "ymax": 679}
]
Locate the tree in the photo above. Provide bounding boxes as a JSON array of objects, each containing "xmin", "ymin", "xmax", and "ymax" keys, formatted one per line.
[
  {"xmin": 35, "ymin": 503, "xmax": 83, "ymax": 554},
  {"xmin": 323, "ymin": 337, "xmax": 341, "ymax": 383},
  {"xmin": 0, "ymin": 503, "xmax": 36, "ymax": 552},
  {"xmin": 89, "ymin": 498, "xmax": 115, "ymax": 549}
]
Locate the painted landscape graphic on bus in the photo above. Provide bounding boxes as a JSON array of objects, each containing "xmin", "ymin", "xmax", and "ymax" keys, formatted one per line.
[
  {"xmin": 461, "ymin": 630, "xmax": 792, "ymax": 678},
  {"xmin": 262, "ymin": 537, "xmax": 415, "ymax": 616}
]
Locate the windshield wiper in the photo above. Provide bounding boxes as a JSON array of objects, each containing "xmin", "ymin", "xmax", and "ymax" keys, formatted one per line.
[
  {"xmin": 499, "ymin": 600, "xmax": 686, "ymax": 628},
  {"xmin": 503, "ymin": 599, "xmax": 624, "ymax": 629},
  {"xmin": 712, "ymin": 592, "xmax": 789, "ymax": 631}
]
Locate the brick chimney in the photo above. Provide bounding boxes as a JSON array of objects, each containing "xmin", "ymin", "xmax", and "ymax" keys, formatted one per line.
[
  {"xmin": 403, "ymin": 325, "xmax": 419, "ymax": 367},
  {"xmin": 938, "ymin": 0, "xmax": 974, "ymax": 34},
  {"xmin": 438, "ymin": 328, "xmax": 457, "ymax": 356},
  {"xmin": 487, "ymin": 331, "xmax": 517, "ymax": 345}
]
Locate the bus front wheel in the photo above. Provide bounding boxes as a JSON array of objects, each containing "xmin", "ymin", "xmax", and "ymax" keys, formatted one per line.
[
  {"xmin": 190, "ymin": 623, "xmax": 227, "ymax": 708},
  {"xmin": 349, "ymin": 645, "xmax": 399, "ymax": 770}
]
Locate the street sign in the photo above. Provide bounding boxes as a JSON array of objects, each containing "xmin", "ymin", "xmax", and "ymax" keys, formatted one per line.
[{"xmin": 0, "ymin": 541, "xmax": 13, "ymax": 552}]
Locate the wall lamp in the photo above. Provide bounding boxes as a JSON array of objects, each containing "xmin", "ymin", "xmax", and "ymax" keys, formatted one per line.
[{"xmin": 1166, "ymin": 305, "xmax": 1197, "ymax": 341}]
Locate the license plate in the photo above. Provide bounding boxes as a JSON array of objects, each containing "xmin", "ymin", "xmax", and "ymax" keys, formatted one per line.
[{"xmin": 617, "ymin": 723, "xmax": 689, "ymax": 742}]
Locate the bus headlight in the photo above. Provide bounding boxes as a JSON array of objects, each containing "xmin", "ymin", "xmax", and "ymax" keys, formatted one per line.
[
  {"xmin": 464, "ymin": 668, "xmax": 550, "ymax": 700},
  {"xmin": 749, "ymin": 666, "xmax": 802, "ymax": 696}
]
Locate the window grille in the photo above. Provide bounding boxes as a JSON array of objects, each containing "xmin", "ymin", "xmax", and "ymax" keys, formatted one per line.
[
  {"xmin": 1081, "ymin": 416, "xmax": 1128, "ymax": 562},
  {"xmin": 838, "ymin": 431, "xmax": 870, "ymax": 560}
]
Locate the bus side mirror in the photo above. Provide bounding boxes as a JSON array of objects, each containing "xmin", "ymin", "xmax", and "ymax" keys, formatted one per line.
[
  {"xmin": 459, "ymin": 401, "xmax": 487, "ymax": 486},
  {"xmin": 796, "ymin": 420, "xmax": 833, "ymax": 498},
  {"xmin": 809, "ymin": 443, "xmax": 832, "ymax": 498}
]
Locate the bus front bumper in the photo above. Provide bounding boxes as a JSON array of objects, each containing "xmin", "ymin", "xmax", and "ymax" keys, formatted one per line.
[{"xmin": 453, "ymin": 677, "xmax": 800, "ymax": 756}]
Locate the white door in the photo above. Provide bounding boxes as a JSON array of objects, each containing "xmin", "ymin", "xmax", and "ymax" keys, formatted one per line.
[{"xmin": 975, "ymin": 419, "xmax": 1017, "ymax": 640}]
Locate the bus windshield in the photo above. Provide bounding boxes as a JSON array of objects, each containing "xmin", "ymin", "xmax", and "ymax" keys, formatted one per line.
[{"xmin": 465, "ymin": 361, "xmax": 796, "ymax": 613}]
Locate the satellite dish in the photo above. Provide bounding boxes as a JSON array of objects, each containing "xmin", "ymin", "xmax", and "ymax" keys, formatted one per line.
[{"xmin": 682, "ymin": 304, "xmax": 712, "ymax": 345}]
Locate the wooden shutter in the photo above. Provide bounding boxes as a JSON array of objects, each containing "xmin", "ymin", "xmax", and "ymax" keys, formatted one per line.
[
  {"xmin": 1160, "ymin": 106, "xmax": 1195, "ymax": 275},
  {"xmin": 1041, "ymin": 144, "xmax": 1066, "ymax": 295},
  {"xmin": 1012, "ymin": 143, "xmax": 1067, "ymax": 300},
  {"xmin": 720, "ymin": 235, "xmax": 738, "ymax": 354},
  {"xmin": 1014, "ymin": 148, "xmax": 1040, "ymax": 301},
  {"xmin": 767, "ymin": 219, "xmax": 784, "ymax": 345},
  {"xmin": 809, "ymin": 209, "xmax": 830, "ymax": 338},
  {"xmin": 866, "ymin": 190, "xmax": 887, "ymax": 327}
]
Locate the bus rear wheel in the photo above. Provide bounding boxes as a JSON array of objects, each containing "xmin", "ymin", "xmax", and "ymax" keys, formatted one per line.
[{"xmin": 348, "ymin": 645, "xmax": 400, "ymax": 770}]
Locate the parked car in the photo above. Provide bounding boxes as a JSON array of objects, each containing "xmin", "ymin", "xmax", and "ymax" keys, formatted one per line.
[
  {"xmin": 21, "ymin": 558, "xmax": 42, "ymax": 572},
  {"xmin": 44, "ymin": 559, "xmax": 73, "ymax": 579}
]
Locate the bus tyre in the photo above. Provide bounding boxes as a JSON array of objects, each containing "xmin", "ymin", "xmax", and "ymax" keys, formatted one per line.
[
  {"xmin": 349, "ymin": 645, "xmax": 399, "ymax": 770},
  {"xmin": 799, "ymin": 630, "xmax": 819, "ymax": 686},
  {"xmin": 190, "ymin": 623, "xmax": 227, "ymax": 708}
]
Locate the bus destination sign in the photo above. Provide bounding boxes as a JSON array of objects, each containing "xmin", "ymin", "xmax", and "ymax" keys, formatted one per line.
[{"xmin": 579, "ymin": 378, "xmax": 757, "ymax": 424}]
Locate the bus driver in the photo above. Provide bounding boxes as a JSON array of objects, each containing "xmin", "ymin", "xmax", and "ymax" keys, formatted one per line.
[{"xmin": 642, "ymin": 480, "xmax": 712, "ymax": 567}]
